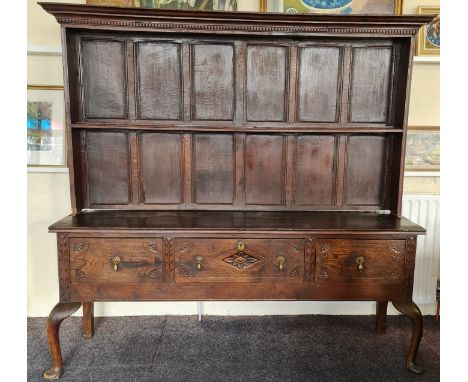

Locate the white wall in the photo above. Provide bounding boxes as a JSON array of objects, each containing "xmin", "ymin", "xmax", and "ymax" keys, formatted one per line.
[{"xmin": 27, "ymin": 0, "xmax": 440, "ymax": 317}]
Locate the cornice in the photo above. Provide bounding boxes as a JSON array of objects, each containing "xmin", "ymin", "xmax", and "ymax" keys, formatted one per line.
[{"xmin": 39, "ymin": 2, "xmax": 435, "ymax": 37}]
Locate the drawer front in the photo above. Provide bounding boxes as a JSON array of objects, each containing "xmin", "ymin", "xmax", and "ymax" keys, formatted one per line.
[
  {"xmin": 174, "ymin": 239, "xmax": 304, "ymax": 282},
  {"xmin": 70, "ymin": 238, "xmax": 164, "ymax": 283},
  {"xmin": 315, "ymin": 239, "xmax": 405, "ymax": 282}
]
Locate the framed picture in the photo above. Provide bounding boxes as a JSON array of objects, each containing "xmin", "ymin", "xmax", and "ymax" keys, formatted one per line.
[
  {"xmin": 405, "ymin": 129, "xmax": 440, "ymax": 172},
  {"xmin": 27, "ymin": 86, "xmax": 66, "ymax": 167},
  {"xmin": 265, "ymin": 0, "xmax": 403, "ymax": 14},
  {"xmin": 416, "ymin": 6, "xmax": 440, "ymax": 56},
  {"xmin": 86, "ymin": 0, "xmax": 238, "ymax": 11}
]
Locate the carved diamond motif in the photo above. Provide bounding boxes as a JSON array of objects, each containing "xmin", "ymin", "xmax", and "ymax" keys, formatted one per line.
[{"xmin": 223, "ymin": 252, "xmax": 259, "ymax": 270}]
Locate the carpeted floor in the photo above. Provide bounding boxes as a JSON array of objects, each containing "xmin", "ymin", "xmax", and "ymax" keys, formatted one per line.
[{"xmin": 28, "ymin": 315, "xmax": 439, "ymax": 382}]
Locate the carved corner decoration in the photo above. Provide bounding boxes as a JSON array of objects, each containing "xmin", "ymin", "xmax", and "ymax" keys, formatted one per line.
[
  {"xmin": 57, "ymin": 234, "xmax": 71, "ymax": 302},
  {"xmin": 164, "ymin": 238, "xmax": 175, "ymax": 282},
  {"xmin": 404, "ymin": 236, "xmax": 417, "ymax": 299},
  {"xmin": 148, "ymin": 268, "xmax": 160, "ymax": 279},
  {"xmin": 289, "ymin": 268, "xmax": 300, "ymax": 277},
  {"xmin": 74, "ymin": 269, "xmax": 85, "ymax": 279},
  {"xmin": 179, "ymin": 265, "xmax": 190, "ymax": 278},
  {"xmin": 223, "ymin": 252, "xmax": 259, "ymax": 270},
  {"xmin": 304, "ymin": 238, "xmax": 316, "ymax": 282},
  {"xmin": 73, "ymin": 242, "xmax": 87, "ymax": 253},
  {"xmin": 147, "ymin": 242, "xmax": 160, "ymax": 254}
]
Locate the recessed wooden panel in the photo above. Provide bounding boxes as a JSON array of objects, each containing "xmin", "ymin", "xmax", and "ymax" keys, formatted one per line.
[
  {"xmin": 245, "ymin": 135, "xmax": 284, "ymax": 205},
  {"xmin": 81, "ymin": 39, "xmax": 127, "ymax": 119},
  {"xmin": 194, "ymin": 134, "xmax": 234, "ymax": 204},
  {"xmin": 136, "ymin": 42, "xmax": 182, "ymax": 120},
  {"xmin": 294, "ymin": 135, "xmax": 336, "ymax": 205},
  {"xmin": 192, "ymin": 44, "xmax": 234, "ymax": 120},
  {"xmin": 345, "ymin": 135, "xmax": 387, "ymax": 206},
  {"xmin": 349, "ymin": 47, "xmax": 393, "ymax": 123},
  {"xmin": 87, "ymin": 132, "xmax": 129, "ymax": 205},
  {"xmin": 246, "ymin": 45, "xmax": 287, "ymax": 121},
  {"xmin": 298, "ymin": 46, "xmax": 341, "ymax": 122},
  {"xmin": 140, "ymin": 133, "xmax": 182, "ymax": 204}
]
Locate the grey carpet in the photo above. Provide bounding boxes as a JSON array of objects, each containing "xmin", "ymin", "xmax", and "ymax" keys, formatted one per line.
[{"xmin": 28, "ymin": 315, "xmax": 439, "ymax": 382}]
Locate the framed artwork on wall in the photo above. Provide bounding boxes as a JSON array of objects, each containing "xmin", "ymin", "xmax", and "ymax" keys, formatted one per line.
[
  {"xmin": 416, "ymin": 6, "xmax": 440, "ymax": 56},
  {"xmin": 405, "ymin": 128, "xmax": 440, "ymax": 172},
  {"xmin": 86, "ymin": 0, "xmax": 238, "ymax": 11},
  {"xmin": 261, "ymin": 0, "xmax": 403, "ymax": 14},
  {"xmin": 27, "ymin": 86, "xmax": 66, "ymax": 168}
]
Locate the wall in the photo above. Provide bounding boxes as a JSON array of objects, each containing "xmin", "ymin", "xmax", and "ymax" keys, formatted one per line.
[{"xmin": 27, "ymin": 0, "xmax": 439, "ymax": 317}]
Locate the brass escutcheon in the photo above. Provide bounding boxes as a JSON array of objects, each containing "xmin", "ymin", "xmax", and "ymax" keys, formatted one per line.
[
  {"xmin": 277, "ymin": 256, "xmax": 285, "ymax": 271},
  {"xmin": 196, "ymin": 256, "xmax": 203, "ymax": 271},
  {"xmin": 237, "ymin": 242, "xmax": 245, "ymax": 252},
  {"xmin": 356, "ymin": 256, "xmax": 365, "ymax": 272},
  {"xmin": 112, "ymin": 256, "xmax": 121, "ymax": 272}
]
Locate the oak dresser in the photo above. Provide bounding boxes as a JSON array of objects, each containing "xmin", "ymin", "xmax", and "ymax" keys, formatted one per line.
[{"xmin": 39, "ymin": 3, "xmax": 434, "ymax": 379}]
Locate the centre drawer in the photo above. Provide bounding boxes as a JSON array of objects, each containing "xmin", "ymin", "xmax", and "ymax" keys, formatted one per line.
[
  {"xmin": 315, "ymin": 239, "xmax": 406, "ymax": 283},
  {"xmin": 70, "ymin": 238, "xmax": 164, "ymax": 283},
  {"xmin": 174, "ymin": 239, "xmax": 304, "ymax": 282}
]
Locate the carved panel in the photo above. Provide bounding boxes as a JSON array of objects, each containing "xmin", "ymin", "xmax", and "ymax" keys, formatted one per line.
[
  {"xmin": 164, "ymin": 238, "xmax": 175, "ymax": 283},
  {"xmin": 304, "ymin": 238, "xmax": 315, "ymax": 282},
  {"xmin": 315, "ymin": 239, "xmax": 405, "ymax": 282},
  {"xmin": 404, "ymin": 236, "xmax": 417, "ymax": 299},
  {"xmin": 174, "ymin": 238, "xmax": 304, "ymax": 282},
  {"xmin": 58, "ymin": 234, "xmax": 71, "ymax": 301}
]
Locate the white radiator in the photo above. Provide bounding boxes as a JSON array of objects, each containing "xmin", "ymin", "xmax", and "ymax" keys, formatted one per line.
[{"xmin": 402, "ymin": 195, "xmax": 440, "ymax": 307}]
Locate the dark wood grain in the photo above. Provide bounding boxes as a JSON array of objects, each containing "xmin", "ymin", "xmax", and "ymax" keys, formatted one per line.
[
  {"xmin": 80, "ymin": 39, "xmax": 127, "ymax": 119},
  {"xmin": 136, "ymin": 42, "xmax": 182, "ymax": 120},
  {"xmin": 140, "ymin": 133, "xmax": 182, "ymax": 204},
  {"xmin": 86, "ymin": 131, "xmax": 130, "ymax": 206},
  {"xmin": 245, "ymin": 135, "xmax": 284, "ymax": 205},
  {"xmin": 344, "ymin": 135, "xmax": 387, "ymax": 207},
  {"xmin": 293, "ymin": 135, "xmax": 336, "ymax": 206},
  {"xmin": 194, "ymin": 134, "xmax": 234, "ymax": 204},
  {"xmin": 192, "ymin": 43, "xmax": 234, "ymax": 120},
  {"xmin": 246, "ymin": 45, "xmax": 287, "ymax": 122},
  {"xmin": 174, "ymin": 238, "xmax": 304, "ymax": 282},
  {"xmin": 298, "ymin": 45, "xmax": 341, "ymax": 122},
  {"xmin": 40, "ymin": 4, "xmax": 432, "ymax": 377},
  {"xmin": 349, "ymin": 46, "xmax": 393, "ymax": 123}
]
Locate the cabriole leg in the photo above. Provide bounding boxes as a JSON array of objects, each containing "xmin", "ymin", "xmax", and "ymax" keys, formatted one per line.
[
  {"xmin": 43, "ymin": 302, "xmax": 81, "ymax": 380},
  {"xmin": 375, "ymin": 301, "xmax": 388, "ymax": 334},
  {"xmin": 392, "ymin": 300, "xmax": 424, "ymax": 374},
  {"xmin": 82, "ymin": 302, "xmax": 94, "ymax": 338}
]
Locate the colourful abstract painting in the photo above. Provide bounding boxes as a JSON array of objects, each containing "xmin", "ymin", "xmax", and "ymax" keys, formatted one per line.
[
  {"xmin": 27, "ymin": 87, "xmax": 65, "ymax": 167},
  {"xmin": 282, "ymin": 0, "xmax": 400, "ymax": 14}
]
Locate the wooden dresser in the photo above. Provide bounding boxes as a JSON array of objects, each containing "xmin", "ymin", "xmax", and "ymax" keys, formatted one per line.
[{"xmin": 39, "ymin": 3, "xmax": 434, "ymax": 379}]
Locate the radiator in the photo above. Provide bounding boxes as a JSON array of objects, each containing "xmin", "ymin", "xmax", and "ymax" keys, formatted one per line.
[{"xmin": 402, "ymin": 195, "xmax": 440, "ymax": 306}]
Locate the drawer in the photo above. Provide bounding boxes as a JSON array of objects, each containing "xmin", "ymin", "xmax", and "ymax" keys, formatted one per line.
[
  {"xmin": 70, "ymin": 238, "xmax": 164, "ymax": 283},
  {"xmin": 174, "ymin": 239, "xmax": 304, "ymax": 282},
  {"xmin": 315, "ymin": 239, "xmax": 405, "ymax": 283}
]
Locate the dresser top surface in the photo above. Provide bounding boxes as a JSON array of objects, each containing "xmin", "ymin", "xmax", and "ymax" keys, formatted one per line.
[{"xmin": 49, "ymin": 211, "xmax": 425, "ymax": 234}]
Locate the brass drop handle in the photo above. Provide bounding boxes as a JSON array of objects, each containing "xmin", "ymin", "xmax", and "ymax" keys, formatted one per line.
[
  {"xmin": 196, "ymin": 256, "xmax": 203, "ymax": 271},
  {"xmin": 112, "ymin": 256, "xmax": 121, "ymax": 272},
  {"xmin": 356, "ymin": 256, "xmax": 365, "ymax": 272},
  {"xmin": 277, "ymin": 256, "xmax": 285, "ymax": 271},
  {"xmin": 237, "ymin": 242, "xmax": 245, "ymax": 252}
]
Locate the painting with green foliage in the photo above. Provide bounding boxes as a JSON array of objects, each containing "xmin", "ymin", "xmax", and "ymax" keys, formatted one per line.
[{"xmin": 87, "ymin": 0, "xmax": 237, "ymax": 11}]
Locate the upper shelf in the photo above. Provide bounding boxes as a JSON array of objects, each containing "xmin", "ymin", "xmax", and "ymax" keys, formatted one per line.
[{"xmin": 39, "ymin": 2, "xmax": 435, "ymax": 37}]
